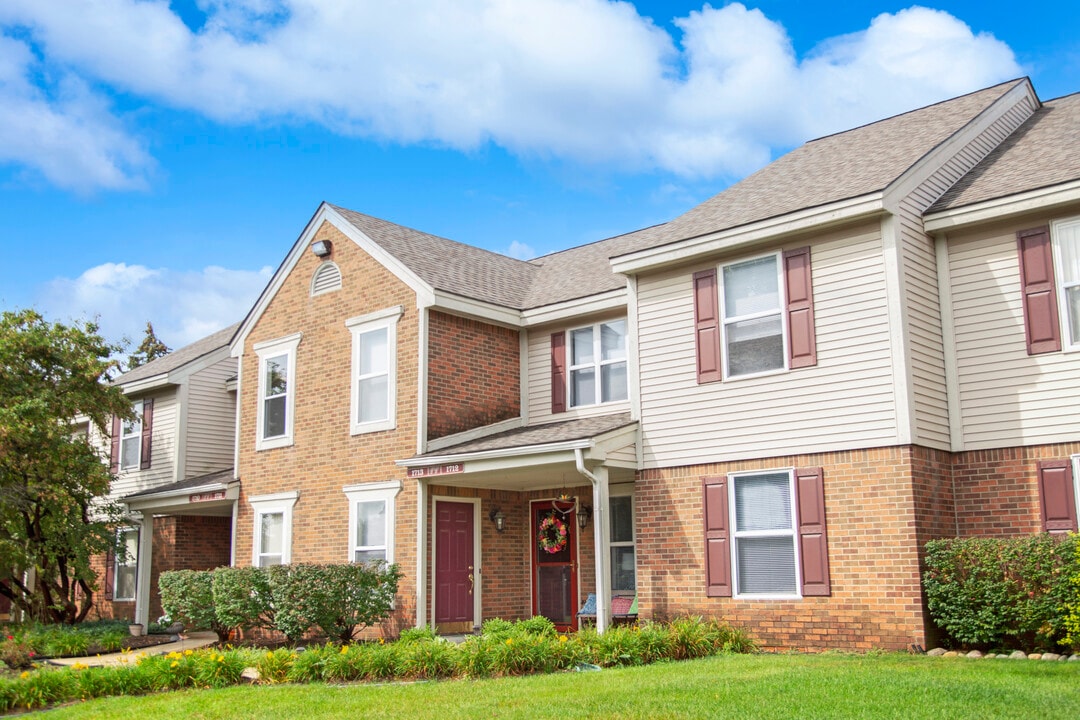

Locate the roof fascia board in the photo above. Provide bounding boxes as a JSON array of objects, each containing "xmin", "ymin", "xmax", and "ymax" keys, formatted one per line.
[
  {"xmin": 521, "ymin": 289, "xmax": 627, "ymax": 327},
  {"xmin": 124, "ymin": 481, "xmax": 239, "ymax": 510},
  {"xmin": 924, "ymin": 180, "xmax": 1080, "ymax": 232},
  {"xmin": 396, "ymin": 437, "xmax": 593, "ymax": 467},
  {"xmin": 120, "ymin": 375, "xmax": 172, "ymax": 395},
  {"xmin": 161, "ymin": 344, "xmax": 233, "ymax": 386},
  {"xmin": 428, "ymin": 290, "xmax": 523, "ymax": 328},
  {"xmin": 231, "ymin": 203, "xmax": 435, "ymax": 356},
  {"xmin": 610, "ymin": 195, "xmax": 884, "ymax": 274},
  {"xmin": 883, "ymin": 80, "xmax": 1037, "ymax": 211}
]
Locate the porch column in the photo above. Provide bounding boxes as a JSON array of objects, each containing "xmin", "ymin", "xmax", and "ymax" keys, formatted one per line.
[
  {"xmin": 416, "ymin": 478, "xmax": 428, "ymax": 629},
  {"xmin": 590, "ymin": 466, "xmax": 611, "ymax": 633},
  {"xmin": 134, "ymin": 512, "xmax": 153, "ymax": 628}
]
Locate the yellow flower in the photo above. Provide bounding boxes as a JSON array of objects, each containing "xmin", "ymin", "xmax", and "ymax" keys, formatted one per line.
[
  {"xmin": 184, "ymin": 649, "xmax": 193, "ymax": 656},
  {"xmin": 559, "ymin": 635, "xmax": 568, "ymax": 643},
  {"xmin": 266, "ymin": 651, "xmax": 275, "ymax": 658},
  {"xmin": 167, "ymin": 651, "xmax": 181, "ymax": 660},
  {"xmin": 505, "ymin": 638, "xmax": 513, "ymax": 646},
  {"xmin": 72, "ymin": 662, "xmax": 87, "ymax": 671},
  {"xmin": 19, "ymin": 671, "xmax": 29, "ymax": 680},
  {"xmin": 217, "ymin": 656, "xmax": 225, "ymax": 663},
  {"xmin": 170, "ymin": 661, "xmax": 179, "ymax": 668},
  {"xmin": 378, "ymin": 638, "xmax": 385, "ymax": 645},
  {"xmin": 340, "ymin": 645, "xmax": 349, "ymax": 654}
]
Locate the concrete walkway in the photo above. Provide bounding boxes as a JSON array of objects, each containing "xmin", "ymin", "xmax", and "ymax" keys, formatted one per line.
[{"xmin": 47, "ymin": 631, "xmax": 219, "ymax": 667}]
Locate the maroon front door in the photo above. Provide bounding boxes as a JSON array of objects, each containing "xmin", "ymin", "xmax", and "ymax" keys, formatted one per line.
[
  {"xmin": 532, "ymin": 502, "xmax": 578, "ymax": 631},
  {"xmin": 435, "ymin": 501, "xmax": 474, "ymax": 631}
]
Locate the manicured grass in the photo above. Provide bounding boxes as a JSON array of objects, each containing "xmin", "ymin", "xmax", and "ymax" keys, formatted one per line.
[{"xmin": 44, "ymin": 652, "xmax": 1080, "ymax": 719}]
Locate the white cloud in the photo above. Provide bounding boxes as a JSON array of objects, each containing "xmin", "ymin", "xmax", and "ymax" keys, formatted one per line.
[
  {"xmin": 0, "ymin": 1, "xmax": 1023, "ymax": 189},
  {"xmin": 39, "ymin": 262, "xmax": 272, "ymax": 349},
  {"xmin": 505, "ymin": 240, "xmax": 536, "ymax": 260}
]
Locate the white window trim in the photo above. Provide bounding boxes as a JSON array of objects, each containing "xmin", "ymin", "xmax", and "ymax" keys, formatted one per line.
[
  {"xmin": 568, "ymin": 319, "xmax": 628, "ymax": 408},
  {"xmin": 718, "ymin": 251, "xmax": 789, "ymax": 381},
  {"xmin": 254, "ymin": 333, "xmax": 301, "ymax": 451},
  {"xmin": 119, "ymin": 403, "xmax": 142, "ymax": 470},
  {"xmin": 1051, "ymin": 216, "xmax": 1080, "ymax": 352},
  {"xmin": 346, "ymin": 307, "xmax": 403, "ymax": 435},
  {"xmin": 113, "ymin": 526, "xmax": 139, "ymax": 601},
  {"xmin": 343, "ymin": 480, "xmax": 402, "ymax": 564},
  {"xmin": 608, "ymin": 489, "xmax": 636, "ymax": 596},
  {"xmin": 249, "ymin": 491, "xmax": 299, "ymax": 567},
  {"xmin": 728, "ymin": 468, "xmax": 802, "ymax": 600}
]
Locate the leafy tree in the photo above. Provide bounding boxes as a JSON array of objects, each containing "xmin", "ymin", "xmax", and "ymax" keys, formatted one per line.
[
  {"xmin": 126, "ymin": 321, "xmax": 170, "ymax": 370},
  {"xmin": 0, "ymin": 309, "xmax": 133, "ymax": 623}
]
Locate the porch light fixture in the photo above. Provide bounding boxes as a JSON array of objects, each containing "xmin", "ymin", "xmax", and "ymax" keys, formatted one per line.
[
  {"xmin": 311, "ymin": 240, "xmax": 332, "ymax": 257},
  {"xmin": 577, "ymin": 504, "xmax": 592, "ymax": 530},
  {"xmin": 489, "ymin": 508, "xmax": 506, "ymax": 533}
]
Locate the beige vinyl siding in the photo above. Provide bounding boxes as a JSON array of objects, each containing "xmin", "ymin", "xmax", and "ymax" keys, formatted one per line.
[
  {"xmin": 605, "ymin": 443, "xmax": 637, "ymax": 468},
  {"xmin": 637, "ymin": 222, "xmax": 898, "ymax": 468},
  {"xmin": 107, "ymin": 390, "xmax": 178, "ymax": 499},
  {"xmin": 526, "ymin": 314, "xmax": 631, "ymax": 424},
  {"xmin": 183, "ymin": 357, "xmax": 238, "ymax": 478},
  {"xmin": 948, "ymin": 224, "xmax": 1080, "ymax": 448},
  {"xmin": 894, "ymin": 93, "xmax": 1036, "ymax": 449}
]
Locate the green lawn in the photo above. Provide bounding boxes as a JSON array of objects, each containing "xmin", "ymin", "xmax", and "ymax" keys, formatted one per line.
[{"xmin": 46, "ymin": 652, "xmax": 1080, "ymax": 719}]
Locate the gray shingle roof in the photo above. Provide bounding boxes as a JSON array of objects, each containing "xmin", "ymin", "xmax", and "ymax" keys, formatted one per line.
[
  {"xmin": 640, "ymin": 80, "xmax": 1024, "ymax": 250},
  {"xmin": 114, "ymin": 322, "xmax": 239, "ymax": 387},
  {"xmin": 124, "ymin": 468, "xmax": 234, "ymax": 499},
  {"xmin": 416, "ymin": 412, "xmax": 634, "ymax": 457},
  {"xmin": 329, "ymin": 80, "xmax": 1027, "ymax": 311},
  {"xmin": 929, "ymin": 91, "xmax": 1080, "ymax": 212}
]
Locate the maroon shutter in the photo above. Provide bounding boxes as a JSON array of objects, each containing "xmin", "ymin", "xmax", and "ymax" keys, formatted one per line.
[
  {"xmin": 139, "ymin": 398, "xmax": 153, "ymax": 470},
  {"xmin": 703, "ymin": 476, "xmax": 732, "ymax": 597},
  {"xmin": 783, "ymin": 246, "xmax": 817, "ymax": 368},
  {"xmin": 795, "ymin": 466, "xmax": 831, "ymax": 596},
  {"xmin": 693, "ymin": 269, "xmax": 723, "ymax": 383},
  {"xmin": 103, "ymin": 548, "xmax": 115, "ymax": 601},
  {"xmin": 1016, "ymin": 227, "xmax": 1061, "ymax": 355},
  {"xmin": 109, "ymin": 416, "xmax": 121, "ymax": 473},
  {"xmin": 550, "ymin": 332, "xmax": 567, "ymax": 414},
  {"xmin": 1037, "ymin": 460, "xmax": 1077, "ymax": 533}
]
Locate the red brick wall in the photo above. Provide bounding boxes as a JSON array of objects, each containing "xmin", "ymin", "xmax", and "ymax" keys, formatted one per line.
[
  {"xmin": 636, "ymin": 447, "xmax": 929, "ymax": 651},
  {"xmin": 953, "ymin": 442, "xmax": 1080, "ymax": 537},
  {"xmin": 427, "ymin": 311, "xmax": 520, "ymax": 440}
]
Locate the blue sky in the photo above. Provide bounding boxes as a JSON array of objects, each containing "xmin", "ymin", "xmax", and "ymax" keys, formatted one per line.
[{"xmin": 1, "ymin": 1, "xmax": 1077, "ymax": 349}]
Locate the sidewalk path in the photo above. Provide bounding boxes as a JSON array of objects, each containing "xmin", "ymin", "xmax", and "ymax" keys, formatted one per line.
[{"xmin": 46, "ymin": 631, "xmax": 219, "ymax": 667}]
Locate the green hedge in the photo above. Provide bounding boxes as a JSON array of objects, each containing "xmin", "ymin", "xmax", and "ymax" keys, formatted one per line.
[
  {"xmin": 159, "ymin": 562, "xmax": 400, "ymax": 642},
  {"xmin": 923, "ymin": 534, "xmax": 1080, "ymax": 651}
]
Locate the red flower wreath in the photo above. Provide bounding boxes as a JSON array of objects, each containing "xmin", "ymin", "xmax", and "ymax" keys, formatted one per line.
[{"xmin": 538, "ymin": 513, "xmax": 569, "ymax": 554}]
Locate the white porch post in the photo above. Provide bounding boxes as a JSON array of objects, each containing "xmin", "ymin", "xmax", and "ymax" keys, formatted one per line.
[
  {"xmin": 134, "ymin": 512, "xmax": 153, "ymax": 628},
  {"xmin": 416, "ymin": 478, "xmax": 428, "ymax": 629}
]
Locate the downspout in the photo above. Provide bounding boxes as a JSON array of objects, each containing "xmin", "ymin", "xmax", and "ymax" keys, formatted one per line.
[
  {"xmin": 575, "ymin": 448, "xmax": 609, "ymax": 633},
  {"xmin": 416, "ymin": 478, "xmax": 428, "ymax": 629}
]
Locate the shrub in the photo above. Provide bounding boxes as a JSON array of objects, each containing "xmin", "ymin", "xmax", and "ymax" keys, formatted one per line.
[
  {"xmin": 255, "ymin": 648, "xmax": 297, "ymax": 684},
  {"xmin": 1062, "ymin": 539, "xmax": 1080, "ymax": 649},
  {"xmin": 923, "ymin": 534, "xmax": 1080, "ymax": 650},
  {"xmin": 0, "ymin": 635, "xmax": 36, "ymax": 669},
  {"xmin": 159, "ymin": 570, "xmax": 229, "ymax": 640},
  {"xmin": 400, "ymin": 636, "xmax": 459, "ymax": 679},
  {"xmin": 270, "ymin": 563, "xmax": 401, "ymax": 643},
  {"xmin": 213, "ymin": 566, "xmax": 276, "ymax": 635}
]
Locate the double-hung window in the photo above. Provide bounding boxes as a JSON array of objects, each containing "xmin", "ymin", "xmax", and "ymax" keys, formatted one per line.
[
  {"xmin": 1052, "ymin": 217, "xmax": 1080, "ymax": 350},
  {"xmin": 114, "ymin": 527, "xmax": 139, "ymax": 601},
  {"xmin": 347, "ymin": 307, "xmax": 402, "ymax": 435},
  {"xmin": 250, "ymin": 492, "xmax": 298, "ymax": 566},
  {"xmin": 609, "ymin": 494, "xmax": 636, "ymax": 594},
  {"xmin": 255, "ymin": 334, "xmax": 301, "ymax": 450},
  {"xmin": 721, "ymin": 254, "xmax": 785, "ymax": 378},
  {"xmin": 730, "ymin": 470, "xmax": 798, "ymax": 596},
  {"xmin": 344, "ymin": 480, "xmax": 401, "ymax": 564},
  {"xmin": 119, "ymin": 404, "xmax": 142, "ymax": 470},
  {"xmin": 569, "ymin": 320, "xmax": 627, "ymax": 407}
]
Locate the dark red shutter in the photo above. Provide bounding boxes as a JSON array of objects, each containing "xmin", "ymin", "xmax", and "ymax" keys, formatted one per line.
[
  {"xmin": 140, "ymin": 398, "xmax": 154, "ymax": 470},
  {"xmin": 1016, "ymin": 227, "xmax": 1061, "ymax": 355},
  {"xmin": 703, "ymin": 476, "xmax": 732, "ymax": 597},
  {"xmin": 551, "ymin": 332, "xmax": 567, "ymax": 414},
  {"xmin": 795, "ymin": 466, "xmax": 831, "ymax": 596},
  {"xmin": 109, "ymin": 416, "xmax": 121, "ymax": 473},
  {"xmin": 693, "ymin": 269, "xmax": 723, "ymax": 383},
  {"xmin": 783, "ymin": 246, "xmax": 817, "ymax": 368},
  {"xmin": 1037, "ymin": 460, "xmax": 1077, "ymax": 533},
  {"xmin": 103, "ymin": 548, "xmax": 115, "ymax": 601}
]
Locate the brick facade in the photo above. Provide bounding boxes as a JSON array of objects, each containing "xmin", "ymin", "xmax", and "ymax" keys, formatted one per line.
[
  {"xmin": 236, "ymin": 220, "xmax": 422, "ymax": 633},
  {"xmin": 427, "ymin": 311, "xmax": 520, "ymax": 440}
]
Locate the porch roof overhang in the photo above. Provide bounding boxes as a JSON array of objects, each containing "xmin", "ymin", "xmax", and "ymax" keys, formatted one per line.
[
  {"xmin": 123, "ymin": 469, "xmax": 239, "ymax": 517},
  {"xmin": 397, "ymin": 414, "xmax": 638, "ymax": 491}
]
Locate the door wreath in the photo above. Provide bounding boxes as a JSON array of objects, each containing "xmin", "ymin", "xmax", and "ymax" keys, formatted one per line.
[{"xmin": 537, "ymin": 512, "xmax": 569, "ymax": 554}]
